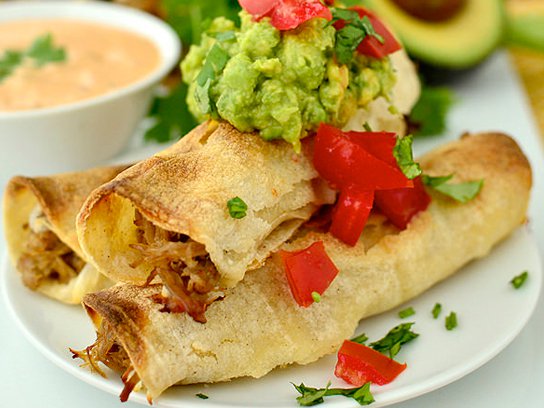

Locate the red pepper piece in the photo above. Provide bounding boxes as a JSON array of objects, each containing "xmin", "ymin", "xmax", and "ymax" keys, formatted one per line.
[
  {"xmin": 352, "ymin": 7, "xmax": 402, "ymax": 59},
  {"xmin": 335, "ymin": 340, "xmax": 407, "ymax": 386},
  {"xmin": 330, "ymin": 187, "xmax": 374, "ymax": 247},
  {"xmin": 279, "ymin": 241, "xmax": 339, "ymax": 307},
  {"xmin": 374, "ymin": 176, "xmax": 431, "ymax": 229},
  {"xmin": 313, "ymin": 123, "xmax": 412, "ymax": 191}
]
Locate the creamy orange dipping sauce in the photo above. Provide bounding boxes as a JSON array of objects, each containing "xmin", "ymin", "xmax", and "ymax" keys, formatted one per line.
[{"xmin": 0, "ymin": 19, "xmax": 160, "ymax": 111}]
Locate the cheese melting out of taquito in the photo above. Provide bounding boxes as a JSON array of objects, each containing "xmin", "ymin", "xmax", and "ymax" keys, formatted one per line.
[
  {"xmin": 77, "ymin": 132, "xmax": 531, "ymax": 400},
  {"xmin": 3, "ymin": 165, "xmax": 129, "ymax": 304}
]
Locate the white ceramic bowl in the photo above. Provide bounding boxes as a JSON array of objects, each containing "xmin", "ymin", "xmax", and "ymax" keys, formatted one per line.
[{"xmin": 0, "ymin": 0, "xmax": 180, "ymax": 187}]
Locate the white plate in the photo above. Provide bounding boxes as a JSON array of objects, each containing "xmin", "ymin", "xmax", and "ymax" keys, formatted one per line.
[
  {"xmin": 2, "ymin": 225, "xmax": 541, "ymax": 407},
  {"xmin": 2, "ymin": 51, "xmax": 544, "ymax": 408}
]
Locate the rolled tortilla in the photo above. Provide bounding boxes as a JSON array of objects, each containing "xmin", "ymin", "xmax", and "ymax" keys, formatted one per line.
[
  {"xmin": 77, "ymin": 120, "xmax": 336, "ymax": 292},
  {"xmin": 3, "ymin": 165, "xmax": 128, "ymax": 304},
  {"xmin": 78, "ymin": 132, "xmax": 531, "ymax": 400}
]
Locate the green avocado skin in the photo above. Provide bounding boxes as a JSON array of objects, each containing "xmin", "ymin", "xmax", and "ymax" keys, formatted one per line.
[{"xmin": 364, "ymin": 0, "xmax": 505, "ymax": 69}]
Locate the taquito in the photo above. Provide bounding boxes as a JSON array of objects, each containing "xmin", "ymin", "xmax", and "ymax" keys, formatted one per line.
[
  {"xmin": 3, "ymin": 165, "xmax": 128, "ymax": 304},
  {"xmin": 78, "ymin": 132, "xmax": 531, "ymax": 400},
  {"xmin": 76, "ymin": 120, "xmax": 336, "ymax": 319}
]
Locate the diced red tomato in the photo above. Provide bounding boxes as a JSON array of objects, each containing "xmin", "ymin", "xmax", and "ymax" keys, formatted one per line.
[
  {"xmin": 239, "ymin": 0, "xmax": 332, "ymax": 31},
  {"xmin": 335, "ymin": 340, "xmax": 407, "ymax": 386},
  {"xmin": 352, "ymin": 7, "xmax": 402, "ymax": 59},
  {"xmin": 374, "ymin": 176, "xmax": 431, "ymax": 229},
  {"xmin": 238, "ymin": 0, "xmax": 279, "ymax": 18},
  {"xmin": 330, "ymin": 187, "xmax": 374, "ymax": 247},
  {"xmin": 313, "ymin": 123, "xmax": 413, "ymax": 191},
  {"xmin": 279, "ymin": 241, "xmax": 339, "ymax": 307},
  {"xmin": 345, "ymin": 130, "xmax": 397, "ymax": 166}
]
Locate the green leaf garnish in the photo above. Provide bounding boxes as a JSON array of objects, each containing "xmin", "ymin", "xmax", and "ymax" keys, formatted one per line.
[
  {"xmin": 369, "ymin": 322, "xmax": 419, "ymax": 359},
  {"xmin": 144, "ymin": 82, "xmax": 198, "ymax": 143},
  {"xmin": 422, "ymin": 174, "xmax": 483, "ymax": 203},
  {"xmin": 432, "ymin": 303, "xmax": 442, "ymax": 319},
  {"xmin": 409, "ymin": 86, "xmax": 455, "ymax": 137},
  {"xmin": 331, "ymin": 8, "xmax": 384, "ymax": 65},
  {"xmin": 311, "ymin": 291, "xmax": 322, "ymax": 303},
  {"xmin": 196, "ymin": 393, "xmax": 209, "ymax": 399},
  {"xmin": 362, "ymin": 122, "xmax": 373, "ymax": 132},
  {"xmin": 26, "ymin": 33, "xmax": 66, "ymax": 67},
  {"xmin": 511, "ymin": 271, "xmax": 529, "ymax": 289},
  {"xmin": 227, "ymin": 196, "xmax": 248, "ymax": 219},
  {"xmin": 0, "ymin": 33, "xmax": 66, "ymax": 82},
  {"xmin": 398, "ymin": 306, "xmax": 415, "ymax": 319},
  {"xmin": 195, "ymin": 43, "xmax": 230, "ymax": 117},
  {"xmin": 445, "ymin": 312, "xmax": 458, "ymax": 331},
  {"xmin": 350, "ymin": 333, "xmax": 369, "ymax": 344},
  {"xmin": 293, "ymin": 382, "xmax": 374, "ymax": 406},
  {"xmin": 393, "ymin": 135, "xmax": 422, "ymax": 180}
]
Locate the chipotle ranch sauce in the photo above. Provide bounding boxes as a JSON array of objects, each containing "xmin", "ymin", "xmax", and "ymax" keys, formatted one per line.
[{"xmin": 0, "ymin": 19, "xmax": 160, "ymax": 111}]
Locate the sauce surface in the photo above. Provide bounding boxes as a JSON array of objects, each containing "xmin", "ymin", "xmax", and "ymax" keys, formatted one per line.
[{"xmin": 0, "ymin": 19, "xmax": 160, "ymax": 112}]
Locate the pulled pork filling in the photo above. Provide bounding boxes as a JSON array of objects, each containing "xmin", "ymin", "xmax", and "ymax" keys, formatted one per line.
[
  {"xmin": 130, "ymin": 210, "xmax": 224, "ymax": 323},
  {"xmin": 18, "ymin": 213, "xmax": 85, "ymax": 290}
]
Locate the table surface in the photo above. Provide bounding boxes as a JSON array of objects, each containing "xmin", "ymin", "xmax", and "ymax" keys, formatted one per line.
[{"xmin": 1, "ymin": 48, "xmax": 544, "ymax": 408}]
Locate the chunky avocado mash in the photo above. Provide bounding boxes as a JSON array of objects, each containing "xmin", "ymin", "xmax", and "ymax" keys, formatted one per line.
[{"xmin": 181, "ymin": 11, "xmax": 396, "ymax": 151}]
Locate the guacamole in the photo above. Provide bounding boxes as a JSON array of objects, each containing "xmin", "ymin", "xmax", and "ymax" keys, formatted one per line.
[{"xmin": 181, "ymin": 11, "xmax": 396, "ymax": 151}]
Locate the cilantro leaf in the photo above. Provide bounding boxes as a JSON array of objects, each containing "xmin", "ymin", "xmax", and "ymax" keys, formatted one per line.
[
  {"xmin": 26, "ymin": 33, "xmax": 66, "ymax": 67},
  {"xmin": 293, "ymin": 382, "xmax": 374, "ymax": 406},
  {"xmin": 398, "ymin": 306, "xmax": 415, "ymax": 319},
  {"xmin": 511, "ymin": 271, "xmax": 529, "ymax": 289},
  {"xmin": 311, "ymin": 292, "xmax": 322, "ymax": 303},
  {"xmin": 393, "ymin": 135, "xmax": 422, "ymax": 179},
  {"xmin": 144, "ymin": 82, "xmax": 198, "ymax": 143},
  {"xmin": 195, "ymin": 43, "xmax": 230, "ymax": 117},
  {"xmin": 227, "ymin": 196, "xmax": 248, "ymax": 219},
  {"xmin": 445, "ymin": 312, "xmax": 458, "ymax": 331},
  {"xmin": 350, "ymin": 333, "xmax": 369, "ymax": 344},
  {"xmin": 369, "ymin": 322, "xmax": 419, "ymax": 359},
  {"xmin": 331, "ymin": 8, "xmax": 383, "ymax": 65},
  {"xmin": 0, "ymin": 50, "xmax": 23, "ymax": 82},
  {"xmin": 409, "ymin": 86, "xmax": 455, "ymax": 137},
  {"xmin": 195, "ymin": 393, "xmax": 209, "ymax": 399},
  {"xmin": 432, "ymin": 303, "xmax": 442, "ymax": 319},
  {"xmin": 422, "ymin": 174, "xmax": 483, "ymax": 203}
]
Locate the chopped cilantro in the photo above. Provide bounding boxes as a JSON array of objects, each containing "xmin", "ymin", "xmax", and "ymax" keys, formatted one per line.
[
  {"xmin": 398, "ymin": 306, "xmax": 415, "ymax": 319},
  {"xmin": 0, "ymin": 33, "xmax": 66, "ymax": 82},
  {"xmin": 432, "ymin": 303, "xmax": 442, "ymax": 319},
  {"xmin": 331, "ymin": 8, "xmax": 383, "ymax": 65},
  {"xmin": 422, "ymin": 174, "xmax": 483, "ymax": 203},
  {"xmin": 362, "ymin": 122, "xmax": 373, "ymax": 132},
  {"xmin": 445, "ymin": 312, "xmax": 458, "ymax": 331},
  {"xmin": 195, "ymin": 43, "xmax": 230, "ymax": 118},
  {"xmin": 227, "ymin": 196, "xmax": 248, "ymax": 219},
  {"xmin": 293, "ymin": 382, "xmax": 374, "ymax": 406},
  {"xmin": 196, "ymin": 393, "xmax": 209, "ymax": 399},
  {"xmin": 350, "ymin": 333, "xmax": 369, "ymax": 344},
  {"xmin": 408, "ymin": 86, "xmax": 455, "ymax": 137},
  {"xmin": 311, "ymin": 291, "xmax": 322, "ymax": 303},
  {"xmin": 393, "ymin": 135, "xmax": 422, "ymax": 180},
  {"xmin": 511, "ymin": 271, "xmax": 529, "ymax": 289},
  {"xmin": 369, "ymin": 322, "xmax": 419, "ymax": 359},
  {"xmin": 144, "ymin": 82, "xmax": 198, "ymax": 143}
]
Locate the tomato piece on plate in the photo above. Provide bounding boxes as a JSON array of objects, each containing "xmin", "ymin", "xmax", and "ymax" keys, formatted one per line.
[
  {"xmin": 330, "ymin": 187, "xmax": 374, "ymax": 246},
  {"xmin": 335, "ymin": 340, "xmax": 407, "ymax": 386},
  {"xmin": 279, "ymin": 241, "xmax": 339, "ymax": 307},
  {"xmin": 250, "ymin": 0, "xmax": 332, "ymax": 31},
  {"xmin": 374, "ymin": 176, "xmax": 431, "ymax": 229},
  {"xmin": 238, "ymin": 0, "xmax": 280, "ymax": 18}
]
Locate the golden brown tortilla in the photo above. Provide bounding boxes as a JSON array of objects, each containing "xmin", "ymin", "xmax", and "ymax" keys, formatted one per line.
[
  {"xmin": 80, "ymin": 132, "xmax": 531, "ymax": 400},
  {"xmin": 3, "ymin": 165, "xmax": 129, "ymax": 304}
]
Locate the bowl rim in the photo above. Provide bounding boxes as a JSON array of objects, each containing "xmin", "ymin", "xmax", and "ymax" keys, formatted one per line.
[{"xmin": 0, "ymin": 0, "xmax": 181, "ymax": 119}]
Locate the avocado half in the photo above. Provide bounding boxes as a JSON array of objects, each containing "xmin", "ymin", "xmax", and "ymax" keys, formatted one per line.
[{"xmin": 364, "ymin": 0, "xmax": 505, "ymax": 69}]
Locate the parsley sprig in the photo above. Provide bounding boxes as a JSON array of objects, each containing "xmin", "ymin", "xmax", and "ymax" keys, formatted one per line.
[
  {"xmin": 330, "ymin": 8, "xmax": 383, "ymax": 65},
  {"xmin": 422, "ymin": 174, "xmax": 483, "ymax": 203},
  {"xmin": 293, "ymin": 382, "xmax": 374, "ymax": 406},
  {"xmin": 393, "ymin": 136, "xmax": 422, "ymax": 180},
  {"xmin": 369, "ymin": 322, "xmax": 419, "ymax": 359},
  {"xmin": 0, "ymin": 33, "xmax": 66, "ymax": 82}
]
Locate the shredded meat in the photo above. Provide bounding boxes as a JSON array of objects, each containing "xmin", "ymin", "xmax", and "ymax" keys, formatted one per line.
[
  {"xmin": 130, "ymin": 210, "xmax": 224, "ymax": 323},
  {"xmin": 18, "ymin": 229, "xmax": 85, "ymax": 290}
]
